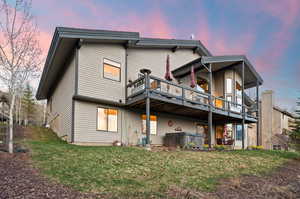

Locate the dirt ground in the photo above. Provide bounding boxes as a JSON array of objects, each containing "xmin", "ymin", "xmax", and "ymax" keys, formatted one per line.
[
  {"xmin": 1, "ymin": 127, "xmax": 300, "ymax": 199},
  {"xmin": 0, "ymin": 152, "xmax": 102, "ymax": 199},
  {"xmin": 168, "ymin": 159, "xmax": 300, "ymax": 199}
]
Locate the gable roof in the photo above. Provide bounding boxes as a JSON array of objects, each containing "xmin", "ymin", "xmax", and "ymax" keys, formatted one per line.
[
  {"xmin": 36, "ymin": 27, "xmax": 211, "ymax": 100},
  {"xmin": 172, "ymin": 55, "xmax": 263, "ymax": 89}
]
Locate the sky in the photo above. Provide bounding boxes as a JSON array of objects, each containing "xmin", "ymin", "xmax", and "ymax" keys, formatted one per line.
[{"xmin": 28, "ymin": 0, "xmax": 300, "ymax": 111}]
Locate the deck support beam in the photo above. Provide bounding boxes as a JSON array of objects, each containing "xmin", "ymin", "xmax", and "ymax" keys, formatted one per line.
[
  {"xmin": 208, "ymin": 63, "xmax": 213, "ymax": 148},
  {"xmin": 140, "ymin": 68, "xmax": 152, "ymax": 146},
  {"xmin": 242, "ymin": 61, "xmax": 245, "ymax": 149},
  {"xmin": 256, "ymin": 80, "xmax": 260, "ymax": 146},
  {"xmin": 146, "ymin": 96, "xmax": 150, "ymax": 145}
]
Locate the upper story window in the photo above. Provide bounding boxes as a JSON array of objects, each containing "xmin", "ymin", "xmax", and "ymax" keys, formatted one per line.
[
  {"xmin": 226, "ymin": 78, "xmax": 232, "ymax": 94},
  {"xmin": 97, "ymin": 107, "xmax": 118, "ymax": 132},
  {"xmin": 103, "ymin": 58, "xmax": 121, "ymax": 82},
  {"xmin": 197, "ymin": 77, "xmax": 208, "ymax": 92},
  {"xmin": 236, "ymin": 82, "xmax": 242, "ymax": 96}
]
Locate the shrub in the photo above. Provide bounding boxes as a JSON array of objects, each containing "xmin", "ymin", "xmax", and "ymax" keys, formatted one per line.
[
  {"xmin": 203, "ymin": 144, "xmax": 209, "ymax": 150},
  {"xmin": 214, "ymin": 145, "xmax": 225, "ymax": 151},
  {"xmin": 249, "ymin": 145, "xmax": 264, "ymax": 150}
]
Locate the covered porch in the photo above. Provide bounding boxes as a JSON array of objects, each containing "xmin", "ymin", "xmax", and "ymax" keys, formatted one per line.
[{"xmin": 126, "ymin": 55, "xmax": 262, "ymax": 149}]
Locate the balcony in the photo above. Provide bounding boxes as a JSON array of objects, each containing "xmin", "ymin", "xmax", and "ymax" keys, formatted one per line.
[{"xmin": 126, "ymin": 75, "xmax": 258, "ymax": 123}]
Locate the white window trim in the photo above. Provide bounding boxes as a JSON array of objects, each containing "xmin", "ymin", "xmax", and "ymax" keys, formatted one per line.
[
  {"xmin": 142, "ymin": 115, "xmax": 157, "ymax": 135},
  {"xmin": 103, "ymin": 58, "xmax": 121, "ymax": 82},
  {"xmin": 96, "ymin": 107, "xmax": 118, "ymax": 133}
]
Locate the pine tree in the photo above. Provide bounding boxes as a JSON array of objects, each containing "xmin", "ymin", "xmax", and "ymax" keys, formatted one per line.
[
  {"xmin": 289, "ymin": 98, "xmax": 300, "ymax": 149},
  {"xmin": 22, "ymin": 83, "xmax": 36, "ymax": 126}
]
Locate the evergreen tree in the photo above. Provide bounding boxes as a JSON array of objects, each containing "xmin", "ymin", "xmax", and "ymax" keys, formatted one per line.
[
  {"xmin": 289, "ymin": 98, "xmax": 300, "ymax": 149},
  {"xmin": 22, "ymin": 83, "xmax": 36, "ymax": 126}
]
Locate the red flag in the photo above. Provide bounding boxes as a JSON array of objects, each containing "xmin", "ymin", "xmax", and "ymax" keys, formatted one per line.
[{"xmin": 190, "ymin": 66, "xmax": 196, "ymax": 88}]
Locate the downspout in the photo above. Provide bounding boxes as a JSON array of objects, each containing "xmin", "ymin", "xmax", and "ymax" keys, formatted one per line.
[
  {"xmin": 72, "ymin": 39, "xmax": 81, "ymax": 143},
  {"xmin": 122, "ymin": 43, "xmax": 128, "ymax": 145}
]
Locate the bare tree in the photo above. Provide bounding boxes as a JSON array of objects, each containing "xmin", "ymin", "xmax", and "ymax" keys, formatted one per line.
[{"xmin": 0, "ymin": 0, "xmax": 42, "ymax": 153}]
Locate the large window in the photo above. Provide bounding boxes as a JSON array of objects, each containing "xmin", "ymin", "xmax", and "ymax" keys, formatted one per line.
[
  {"xmin": 103, "ymin": 58, "xmax": 121, "ymax": 81},
  {"xmin": 142, "ymin": 115, "xmax": 157, "ymax": 135},
  {"xmin": 97, "ymin": 108, "xmax": 118, "ymax": 132}
]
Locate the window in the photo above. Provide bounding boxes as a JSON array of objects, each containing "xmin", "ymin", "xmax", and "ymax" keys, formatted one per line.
[
  {"xmin": 226, "ymin": 96, "xmax": 232, "ymax": 102},
  {"xmin": 226, "ymin": 78, "xmax": 232, "ymax": 94},
  {"xmin": 236, "ymin": 125, "xmax": 243, "ymax": 141},
  {"xmin": 197, "ymin": 77, "xmax": 208, "ymax": 92},
  {"xmin": 236, "ymin": 82, "xmax": 242, "ymax": 96},
  {"xmin": 97, "ymin": 108, "xmax": 118, "ymax": 132},
  {"xmin": 225, "ymin": 124, "xmax": 233, "ymax": 140},
  {"xmin": 103, "ymin": 58, "xmax": 121, "ymax": 81},
  {"xmin": 142, "ymin": 115, "xmax": 157, "ymax": 135}
]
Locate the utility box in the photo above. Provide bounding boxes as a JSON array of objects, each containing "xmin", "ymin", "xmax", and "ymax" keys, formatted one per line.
[{"xmin": 164, "ymin": 132, "xmax": 204, "ymax": 149}]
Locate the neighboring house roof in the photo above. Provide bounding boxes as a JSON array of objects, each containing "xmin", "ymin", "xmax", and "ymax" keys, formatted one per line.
[
  {"xmin": 172, "ymin": 55, "xmax": 263, "ymax": 89},
  {"xmin": 36, "ymin": 27, "xmax": 211, "ymax": 100},
  {"xmin": 273, "ymin": 106, "xmax": 296, "ymax": 118}
]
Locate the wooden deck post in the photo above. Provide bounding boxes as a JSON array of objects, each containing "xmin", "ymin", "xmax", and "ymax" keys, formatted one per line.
[
  {"xmin": 242, "ymin": 61, "xmax": 245, "ymax": 149},
  {"xmin": 208, "ymin": 63, "xmax": 213, "ymax": 148},
  {"xmin": 140, "ymin": 68, "xmax": 152, "ymax": 146},
  {"xmin": 256, "ymin": 80, "xmax": 260, "ymax": 146}
]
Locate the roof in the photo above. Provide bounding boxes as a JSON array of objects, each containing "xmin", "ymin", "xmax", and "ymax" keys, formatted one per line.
[
  {"xmin": 36, "ymin": 27, "xmax": 211, "ymax": 100},
  {"xmin": 273, "ymin": 106, "xmax": 296, "ymax": 118},
  {"xmin": 172, "ymin": 55, "xmax": 263, "ymax": 89}
]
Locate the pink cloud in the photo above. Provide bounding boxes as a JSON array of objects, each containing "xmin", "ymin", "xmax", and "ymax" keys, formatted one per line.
[
  {"xmin": 235, "ymin": 0, "xmax": 300, "ymax": 72},
  {"xmin": 33, "ymin": 0, "xmax": 174, "ymax": 54}
]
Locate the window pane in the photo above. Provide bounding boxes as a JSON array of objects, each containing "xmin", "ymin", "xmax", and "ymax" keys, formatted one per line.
[
  {"xmin": 97, "ymin": 108, "xmax": 107, "ymax": 131},
  {"xmin": 225, "ymin": 124, "xmax": 233, "ymax": 139},
  {"xmin": 107, "ymin": 109, "xmax": 118, "ymax": 132},
  {"xmin": 236, "ymin": 125, "xmax": 243, "ymax": 140},
  {"xmin": 236, "ymin": 97, "xmax": 242, "ymax": 105},
  {"xmin": 226, "ymin": 78, "xmax": 232, "ymax": 93},
  {"xmin": 104, "ymin": 64, "xmax": 120, "ymax": 81},
  {"xmin": 141, "ymin": 115, "xmax": 157, "ymax": 135}
]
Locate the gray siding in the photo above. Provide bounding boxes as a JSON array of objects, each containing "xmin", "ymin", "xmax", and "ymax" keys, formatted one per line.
[
  {"xmin": 73, "ymin": 100, "xmax": 205, "ymax": 145},
  {"xmin": 48, "ymin": 53, "xmax": 75, "ymax": 142},
  {"xmin": 124, "ymin": 110, "xmax": 205, "ymax": 145},
  {"xmin": 78, "ymin": 43, "xmax": 126, "ymax": 102},
  {"xmin": 127, "ymin": 48, "xmax": 200, "ymax": 82},
  {"xmin": 74, "ymin": 101, "xmax": 123, "ymax": 143}
]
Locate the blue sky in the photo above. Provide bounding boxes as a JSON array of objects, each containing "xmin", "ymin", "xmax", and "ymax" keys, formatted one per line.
[{"xmin": 31, "ymin": 0, "xmax": 300, "ymax": 110}]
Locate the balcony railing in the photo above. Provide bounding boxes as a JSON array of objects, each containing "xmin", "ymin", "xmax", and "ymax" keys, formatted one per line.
[{"xmin": 127, "ymin": 75, "xmax": 257, "ymax": 120}]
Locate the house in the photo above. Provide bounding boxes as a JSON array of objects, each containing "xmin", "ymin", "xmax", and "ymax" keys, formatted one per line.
[
  {"xmin": 260, "ymin": 90, "xmax": 296, "ymax": 150},
  {"xmin": 36, "ymin": 27, "xmax": 263, "ymax": 149}
]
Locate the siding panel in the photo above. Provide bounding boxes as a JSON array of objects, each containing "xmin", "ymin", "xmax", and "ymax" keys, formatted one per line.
[
  {"xmin": 48, "ymin": 53, "xmax": 75, "ymax": 142},
  {"xmin": 127, "ymin": 48, "xmax": 200, "ymax": 82},
  {"xmin": 74, "ymin": 101, "xmax": 122, "ymax": 143},
  {"xmin": 78, "ymin": 43, "xmax": 126, "ymax": 102},
  {"xmin": 124, "ymin": 110, "xmax": 205, "ymax": 145}
]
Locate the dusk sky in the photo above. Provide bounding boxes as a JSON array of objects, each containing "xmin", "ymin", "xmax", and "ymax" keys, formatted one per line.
[{"xmin": 31, "ymin": 0, "xmax": 300, "ymax": 111}]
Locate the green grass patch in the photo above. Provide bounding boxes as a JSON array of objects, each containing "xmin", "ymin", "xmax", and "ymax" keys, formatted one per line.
[{"xmin": 27, "ymin": 127, "xmax": 300, "ymax": 198}]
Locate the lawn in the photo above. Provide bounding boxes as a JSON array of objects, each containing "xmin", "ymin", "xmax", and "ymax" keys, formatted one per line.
[{"xmin": 26, "ymin": 127, "xmax": 300, "ymax": 198}]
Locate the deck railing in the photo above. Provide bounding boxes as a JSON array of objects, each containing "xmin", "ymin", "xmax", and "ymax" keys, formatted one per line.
[{"xmin": 126, "ymin": 75, "xmax": 258, "ymax": 119}]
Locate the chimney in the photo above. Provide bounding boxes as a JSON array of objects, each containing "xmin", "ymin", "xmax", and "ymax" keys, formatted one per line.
[{"xmin": 261, "ymin": 90, "xmax": 274, "ymax": 149}]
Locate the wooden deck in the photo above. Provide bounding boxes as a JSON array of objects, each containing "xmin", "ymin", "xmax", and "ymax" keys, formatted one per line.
[{"xmin": 126, "ymin": 75, "xmax": 258, "ymax": 124}]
